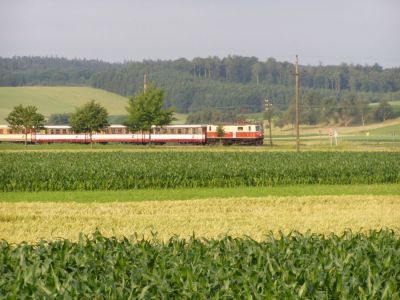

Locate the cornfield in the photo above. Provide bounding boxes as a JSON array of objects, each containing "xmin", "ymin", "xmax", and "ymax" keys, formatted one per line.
[
  {"xmin": 1, "ymin": 230, "xmax": 399, "ymax": 298},
  {"xmin": 0, "ymin": 152, "xmax": 399, "ymax": 191}
]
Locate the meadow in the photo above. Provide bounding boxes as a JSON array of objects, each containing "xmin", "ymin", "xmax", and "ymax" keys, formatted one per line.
[{"xmin": 0, "ymin": 86, "xmax": 128, "ymax": 122}]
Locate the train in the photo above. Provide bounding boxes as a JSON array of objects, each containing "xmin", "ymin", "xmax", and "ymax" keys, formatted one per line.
[{"xmin": 0, "ymin": 123, "xmax": 264, "ymax": 145}]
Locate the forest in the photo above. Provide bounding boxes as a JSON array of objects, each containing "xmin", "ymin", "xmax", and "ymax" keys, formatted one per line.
[{"xmin": 1, "ymin": 56, "xmax": 399, "ymax": 125}]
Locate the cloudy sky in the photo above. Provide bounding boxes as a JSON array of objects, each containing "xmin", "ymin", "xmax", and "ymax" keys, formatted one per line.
[{"xmin": 1, "ymin": 0, "xmax": 399, "ymax": 67}]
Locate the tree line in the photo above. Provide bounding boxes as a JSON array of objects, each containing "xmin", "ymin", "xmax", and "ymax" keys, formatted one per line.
[
  {"xmin": 2, "ymin": 56, "xmax": 399, "ymax": 90},
  {"xmin": 1, "ymin": 56, "xmax": 399, "ymax": 125}
]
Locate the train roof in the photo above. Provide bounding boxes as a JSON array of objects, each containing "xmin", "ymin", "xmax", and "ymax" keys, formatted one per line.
[
  {"xmin": 45, "ymin": 125, "xmax": 71, "ymax": 129},
  {"xmin": 151, "ymin": 124, "xmax": 207, "ymax": 128},
  {"xmin": 0, "ymin": 124, "xmax": 209, "ymax": 129}
]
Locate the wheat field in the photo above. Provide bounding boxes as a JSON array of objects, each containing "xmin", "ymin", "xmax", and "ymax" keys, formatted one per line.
[{"xmin": 1, "ymin": 195, "xmax": 399, "ymax": 244}]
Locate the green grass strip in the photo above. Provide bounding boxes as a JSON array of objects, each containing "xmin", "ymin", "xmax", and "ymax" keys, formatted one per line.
[{"xmin": 0, "ymin": 184, "xmax": 398, "ymax": 203}]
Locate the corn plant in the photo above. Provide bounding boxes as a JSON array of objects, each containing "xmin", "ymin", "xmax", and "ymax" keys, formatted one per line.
[
  {"xmin": 0, "ymin": 230, "xmax": 399, "ymax": 298},
  {"xmin": 0, "ymin": 152, "xmax": 399, "ymax": 191}
]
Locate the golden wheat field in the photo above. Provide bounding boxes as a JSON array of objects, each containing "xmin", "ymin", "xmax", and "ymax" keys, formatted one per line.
[{"xmin": 1, "ymin": 195, "xmax": 399, "ymax": 244}]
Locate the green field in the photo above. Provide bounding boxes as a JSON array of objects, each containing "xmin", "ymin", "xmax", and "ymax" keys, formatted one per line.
[
  {"xmin": 1, "ymin": 230, "xmax": 399, "ymax": 298},
  {"xmin": 1, "ymin": 184, "xmax": 398, "ymax": 202},
  {"xmin": 1, "ymin": 149, "xmax": 399, "ymax": 298},
  {"xmin": 369, "ymin": 100, "xmax": 400, "ymax": 107},
  {"xmin": 1, "ymin": 152, "xmax": 399, "ymax": 191},
  {"xmin": 0, "ymin": 141, "xmax": 399, "ymax": 298},
  {"xmin": 0, "ymin": 86, "xmax": 129, "ymax": 122}
]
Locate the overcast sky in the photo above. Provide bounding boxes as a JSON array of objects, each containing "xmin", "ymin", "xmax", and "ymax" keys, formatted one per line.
[{"xmin": 1, "ymin": 0, "xmax": 399, "ymax": 67}]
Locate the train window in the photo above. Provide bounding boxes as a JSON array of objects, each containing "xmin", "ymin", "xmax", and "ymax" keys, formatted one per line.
[
  {"xmin": 248, "ymin": 126, "xmax": 251, "ymax": 131},
  {"xmin": 256, "ymin": 125, "xmax": 261, "ymax": 131},
  {"xmin": 177, "ymin": 128, "xmax": 182, "ymax": 134},
  {"xmin": 0, "ymin": 129, "xmax": 3, "ymax": 134},
  {"xmin": 238, "ymin": 127, "xmax": 243, "ymax": 131},
  {"xmin": 209, "ymin": 126, "xmax": 211, "ymax": 131}
]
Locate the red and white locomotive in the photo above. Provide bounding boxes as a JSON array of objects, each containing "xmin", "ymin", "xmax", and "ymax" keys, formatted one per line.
[{"xmin": 0, "ymin": 123, "xmax": 264, "ymax": 145}]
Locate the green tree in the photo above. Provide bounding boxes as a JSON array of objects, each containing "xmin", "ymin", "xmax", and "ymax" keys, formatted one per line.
[
  {"xmin": 274, "ymin": 116, "xmax": 287, "ymax": 133},
  {"xmin": 252, "ymin": 63, "xmax": 261, "ymax": 85},
  {"xmin": 373, "ymin": 99, "xmax": 394, "ymax": 122},
  {"xmin": 125, "ymin": 84, "xmax": 174, "ymax": 143},
  {"xmin": 5, "ymin": 105, "xmax": 45, "ymax": 147},
  {"xmin": 339, "ymin": 94, "xmax": 357, "ymax": 126},
  {"xmin": 354, "ymin": 96, "xmax": 369, "ymax": 126},
  {"xmin": 320, "ymin": 97, "xmax": 339, "ymax": 124},
  {"xmin": 216, "ymin": 125, "xmax": 225, "ymax": 145},
  {"xmin": 48, "ymin": 113, "xmax": 72, "ymax": 125},
  {"xmin": 301, "ymin": 91, "xmax": 321, "ymax": 125},
  {"xmin": 69, "ymin": 100, "xmax": 109, "ymax": 147}
]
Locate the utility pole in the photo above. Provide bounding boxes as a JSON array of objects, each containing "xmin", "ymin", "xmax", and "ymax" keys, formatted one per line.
[
  {"xmin": 295, "ymin": 55, "xmax": 300, "ymax": 152},
  {"xmin": 265, "ymin": 98, "xmax": 273, "ymax": 147}
]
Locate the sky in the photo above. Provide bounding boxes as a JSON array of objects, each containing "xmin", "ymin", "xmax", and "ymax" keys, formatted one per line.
[{"xmin": 1, "ymin": 0, "xmax": 399, "ymax": 68}]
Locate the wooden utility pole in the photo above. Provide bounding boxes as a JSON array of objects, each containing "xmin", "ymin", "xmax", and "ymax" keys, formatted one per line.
[{"xmin": 295, "ymin": 55, "xmax": 300, "ymax": 152}]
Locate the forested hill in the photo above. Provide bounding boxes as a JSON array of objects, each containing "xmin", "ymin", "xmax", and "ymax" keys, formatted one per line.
[{"xmin": 1, "ymin": 56, "xmax": 400, "ymax": 115}]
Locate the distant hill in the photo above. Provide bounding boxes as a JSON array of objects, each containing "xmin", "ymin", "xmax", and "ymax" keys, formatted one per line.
[
  {"xmin": 0, "ymin": 86, "xmax": 129, "ymax": 123},
  {"xmin": 2, "ymin": 56, "xmax": 400, "ymax": 116}
]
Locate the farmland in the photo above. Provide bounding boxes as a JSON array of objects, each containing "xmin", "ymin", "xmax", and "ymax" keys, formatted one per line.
[
  {"xmin": 1, "ymin": 230, "xmax": 399, "ymax": 298},
  {"xmin": 1, "ymin": 149, "xmax": 399, "ymax": 298},
  {"xmin": 0, "ymin": 152, "xmax": 399, "ymax": 192},
  {"xmin": 1, "ymin": 195, "xmax": 399, "ymax": 244}
]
